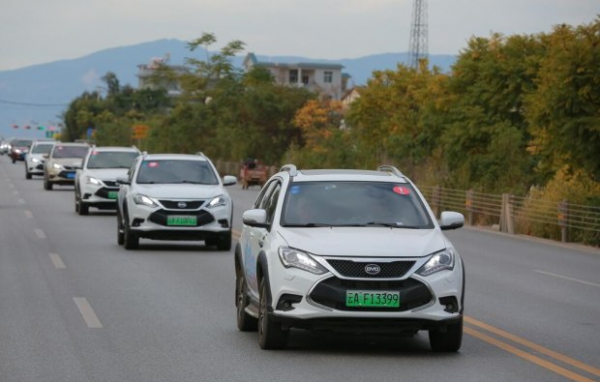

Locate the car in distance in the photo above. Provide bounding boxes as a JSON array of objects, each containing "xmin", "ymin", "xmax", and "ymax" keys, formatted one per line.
[
  {"xmin": 74, "ymin": 146, "xmax": 141, "ymax": 215},
  {"xmin": 235, "ymin": 164, "xmax": 466, "ymax": 351},
  {"xmin": 25, "ymin": 140, "xmax": 55, "ymax": 179},
  {"xmin": 43, "ymin": 142, "xmax": 90, "ymax": 190},
  {"xmin": 116, "ymin": 152, "xmax": 237, "ymax": 250},
  {"xmin": 9, "ymin": 138, "xmax": 33, "ymax": 163}
]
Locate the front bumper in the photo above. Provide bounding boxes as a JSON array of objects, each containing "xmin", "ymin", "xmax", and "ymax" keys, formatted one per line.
[
  {"xmin": 47, "ymin": 168, "xmax": 77, "ymax": 184},
  {"xmin": 81, "ymin": 182, "xmax": 120, "ymax": 209}
]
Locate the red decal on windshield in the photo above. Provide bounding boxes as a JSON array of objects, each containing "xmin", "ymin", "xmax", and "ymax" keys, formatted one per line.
[
  {"xmin": 148, "ymin": 162, "xmax": 159, "ymax": 168},
  {"xmin": 393, "ymin": 186, "xmax": 410, "ymax": 195}
]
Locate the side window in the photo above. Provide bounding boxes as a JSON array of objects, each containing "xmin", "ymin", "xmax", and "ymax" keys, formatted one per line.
[
  {"xmin": 254, "ymin": 180, "xmax": 278, "ymax": 209},
  {"xmin": 264, "ymin": 183, "xmax": 282, "ymax": 224},
  {"xmin": 128, "ymin": 158, "xmax": 139, "ymax": 182}
]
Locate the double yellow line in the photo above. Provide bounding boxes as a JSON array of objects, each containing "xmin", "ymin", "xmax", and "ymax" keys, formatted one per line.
[{"xmin": 465, "ymin": 316, "xmax": 600, "ymax": 382}]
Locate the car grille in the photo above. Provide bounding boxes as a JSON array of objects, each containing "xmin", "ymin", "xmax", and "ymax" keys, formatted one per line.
[
  {"xmin": 103, "ymin": 180, "xmax": 118, "ymax": 187},
  {"xmin": 62, "ymin": 165, "xmax": 77, "ymax": 171},
  {"xmin": 326, "ymin": 259, "xmax": 416, "ymax": 278},
  {"xmin": 148, "ymin": 210, "xmax": 214, "ymax": 227},
  {"xmin": 159, "ymin": 200, "xmax": 205, "ymax": 209},
  {"xmin": 36, "ymin": 164, "xmax": 44, "ymax": 170},
  {"xmin": 310, "ymin": 277, "xmax": 432, "ymax": 312},
  {"xmin": 95, "ymin": 187, "xmax": 119, "ymax": 199}
]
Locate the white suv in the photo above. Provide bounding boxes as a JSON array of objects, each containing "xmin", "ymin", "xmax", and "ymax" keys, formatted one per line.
[
  {"xmin": 236, "ymin": 165, "xmax": 466, "ymax": 351},
  {"xmin": 25, "ymin": 140, "xmax": 55, "ymax": 179},
  {"xmin": 116, "ymin": 153, "xmax": 237, "ymax": 250},
  {"xmin": 74, "ymin": 146, "xmax": 141, "ymax": 215}
]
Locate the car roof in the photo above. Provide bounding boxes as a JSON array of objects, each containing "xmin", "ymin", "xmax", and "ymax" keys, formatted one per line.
[
  {"xmin": 90, "ymin": 146, "xmax": 139, "ymax": 152},
  {"xmin": 54, "ymin": 142, "xmax": 89, "ymax": 146},
  {"xmin": 142, "ymin": 153, "xmax": 208, "ymax": 161},
  {"xmin": 288, "ymin": 169, "xmax": 409, "ymax": 184}
]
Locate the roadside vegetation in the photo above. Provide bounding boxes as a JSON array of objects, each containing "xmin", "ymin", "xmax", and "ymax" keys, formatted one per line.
[{"xmin": 62, "ymin": 20, "xmax": 600, "ymax": 243}]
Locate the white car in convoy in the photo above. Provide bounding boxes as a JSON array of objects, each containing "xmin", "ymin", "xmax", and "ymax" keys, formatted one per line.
[
  {"xmin": 25, "ymin": 140, "xmax": 55, "ymax": 179},
  {"xmin": 43, "ymin": 142, "xmax": 90, "ymax": 190},
  {"xmin": 116, "ymin": 152, "xmax": 237, "ymax": 250},
  {"xmin": 74, "ymin": 146, "xmax": 141, "ymax": 215},
  {"xmin": 235, "ymin": 165, "xmax": 466, "ymax": 351}
]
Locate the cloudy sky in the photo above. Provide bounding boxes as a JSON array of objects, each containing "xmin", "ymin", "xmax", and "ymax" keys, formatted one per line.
[{"xmin": 1, "ymin": 0, "xmax": 598, "ymax": 71}]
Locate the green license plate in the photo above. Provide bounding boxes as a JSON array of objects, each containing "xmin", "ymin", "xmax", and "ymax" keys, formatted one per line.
[
  {"xmin": 346, "ymin": 291, "xmax": 400, "ymax": 308},
  {"xmin": 107, "ymin": 191, "xmax": 118, "ymax": 199},
  {"xmin": 167, "ymin": 216, "xmax": 197, "ymax": 226}
]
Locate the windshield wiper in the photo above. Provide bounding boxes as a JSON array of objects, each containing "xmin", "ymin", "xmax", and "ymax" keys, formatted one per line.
[
  {"xmin": 365, "ymin": 222, "xmax": 422, "ymax": 229},
  {"xmin": 284, "ymin": 223, "xmax": 332, "ymax": 227},
  {"xmin": 176, "ymin": 180, "xmax": 213, "ymax": 184}
]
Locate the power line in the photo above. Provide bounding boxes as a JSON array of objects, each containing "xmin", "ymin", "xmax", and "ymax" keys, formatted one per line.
[{"xmin": 0, "ymin": 98, "xmax": 69, "ymax": 107}]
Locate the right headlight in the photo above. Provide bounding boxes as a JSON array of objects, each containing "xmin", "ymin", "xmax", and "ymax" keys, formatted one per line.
[
  {"xmin": 417, "ymin": 248, "xmax": 455, "ymax": 276},
  {"xmin": 278, "ymin": 247, "xmax": 328, "ymax": 275},
  {"xmin": 133, "ymin": 193, "xmax": 158, "ymax": 208},
  {"xmin": 53, "ymin": 163, "xmax": 64, "ymax": 170}
]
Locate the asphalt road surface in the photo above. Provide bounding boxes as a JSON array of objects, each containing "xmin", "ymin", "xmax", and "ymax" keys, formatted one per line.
[{"xmin": 1, "ymin": 157, "xmax": 598, "ymax": 382}]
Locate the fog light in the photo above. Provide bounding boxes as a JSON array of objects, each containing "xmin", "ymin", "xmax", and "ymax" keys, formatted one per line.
[
  {"xmin": 439, "ymin": 296, "xmax": 459, "ymax": 313},
  {"xmin": 276, "ymin": 294, "xmax": 303, "ymax": 311}
]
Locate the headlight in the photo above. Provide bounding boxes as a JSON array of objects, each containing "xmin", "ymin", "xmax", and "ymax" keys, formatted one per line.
[
  {"xmin": 14, "ymin": 149, "xmax": 21, "ymax": 153},
  {"xmin": 133, "ymin": 194, "xmax": 158, "ymax": 208},
  {"xmin": 278, "ymin": 247, "xmax": 328, "ymax": 275},
  {"xmin": 417, "ymin": 248, "xmax": 455, "ymax": 276},
  {"xmin": 53, "ymin": 163, "xmax": 64, "ymax": 170},
  {"xmin": 32, "ymin": 158, "xmax": 41, "ymax": 163},
  {"xmin": 207, "ymin": 195, "xmax": 228, "ymax": 208},
  {"xmin": 84, "ymin": 176, "xmax": 102, "ymax": 186}
]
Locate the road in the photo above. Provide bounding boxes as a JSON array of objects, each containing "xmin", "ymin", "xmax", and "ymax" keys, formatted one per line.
[{"xmin": 0, "ymin": 157, "xmax": 598, "ymax": 382}]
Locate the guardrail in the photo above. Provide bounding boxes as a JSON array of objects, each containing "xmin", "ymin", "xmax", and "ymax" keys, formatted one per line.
[{"xmin": 419, "ymin": 185, "xmax": 600, "ymax": 245}]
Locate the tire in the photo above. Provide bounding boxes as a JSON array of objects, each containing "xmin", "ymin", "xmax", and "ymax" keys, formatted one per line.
[
  {"xmin": 258, "ymin": 279, "xmax": 288, "ymax": 349},
  {"xmin": 236, "ymin": 269, "xmax": 258, "ymax": 331},
  {"xmin": 216, "ymin": 231, "xmax": 232, "ymax": 251},
  {"xmin": 44, "ymin": 178, "xmax": 53, "ymax": 190},
  {"xmin": 25, "ymin": 170, "xmax": 32, "ymax": 179},
  {"xmin": 429, "ymin": 317, "xmax": 463, "ymax": 352},
  {"xmin": 123, "ymin": 209, "xmax": 139, "ymax": 250},
  {"xmin": 117, "ymin": 209, "xmax": 125, "ymax": 246},
  {"xmin": 78, "ymin": 202, "xmax": 89, "ymax": 216}
]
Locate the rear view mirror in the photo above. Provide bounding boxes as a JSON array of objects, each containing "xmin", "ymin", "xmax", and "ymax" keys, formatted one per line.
[{"xmin": 440, "ymin": 211, "xmax": 465, "ymax": 230}]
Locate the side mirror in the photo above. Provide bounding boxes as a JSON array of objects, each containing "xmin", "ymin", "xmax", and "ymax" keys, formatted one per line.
[
  {"xmin": 440, "ymin": 211, "xmax": 465, "ymax": 230},
  {"xmin": 242, "ymin": 209, "xmax": 269, "ymax": 228},
  {"xmin": 222, "ymin": 175, "xmax": 237, "ymax": 186},
  {"xmin": 43, "ymin": 154, "xmax": 49, "ymax": 159},
  {"xmin": 116, "ymin": 177, "xmax": 131, "ymax": 185}
]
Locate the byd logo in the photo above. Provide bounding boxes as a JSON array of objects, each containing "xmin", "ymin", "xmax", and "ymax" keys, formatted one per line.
[{"xmin": 364, "ymin": 264, "xmax": 381, "ymax": 275}]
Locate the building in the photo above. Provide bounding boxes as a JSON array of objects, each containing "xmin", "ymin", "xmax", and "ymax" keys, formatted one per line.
[
  {"xmin": 137, "ymin": 55, "xmax": 188, "ymax": 96},
  {"xmin": 243, "ymin": 53, "xmax": 350, "ymax": 100}
]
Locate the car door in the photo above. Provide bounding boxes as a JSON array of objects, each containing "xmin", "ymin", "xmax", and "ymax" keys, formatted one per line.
[{"xmin": 242, "ymin": 179, "xmax": 282, "ymax": 297}]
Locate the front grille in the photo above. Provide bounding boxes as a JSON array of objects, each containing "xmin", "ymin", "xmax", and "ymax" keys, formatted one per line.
[
  {"xmin": 36, "ymin": 164, "xmax": 44, "ymax": 170},
  {"xmin": 95, "ymin": 187, "xmax": 119, "ymax": 199},
  {"xmin": 148, "ymin": 209, "xmax": 214, "ymax": 227},
  {"xmin": 58, "ymin": 171, "xmax": 76, "ymax": 179},
  {"xmin": 326, "ymin": 259, "xmax": 415, "ymax": 278},
  {"xmin": 62, "ymin": 166, "xmax": 77, "ymax": 171},
  {"xmin": 310, "ymin": 277, "xmax": 432, "ymax": 312},
  {"xmin": 159, "ymin": 200, "xmax": 205, "ymax": 209},
  {"xmin": 103, "ymin": 180, "xmax": 118, "ymax": 187}
]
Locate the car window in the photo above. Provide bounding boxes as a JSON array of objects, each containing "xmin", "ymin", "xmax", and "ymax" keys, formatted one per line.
[
  {"xmin": 12, "ymin": 139, "xmax": 32, "ymax": 147},
  {"xmin": 87, "ymin": 151, "xmax": 139, "ymax": 169},
  {"xmin": 136, "ymin": 159, "xmax": 219, "ymax": 184},
  {"xmin": 52, "ymin": 145, "xmax": 89, "ymax": 159},
  {"xmin": 264, "ymin": 183, "xmax": 281, "ymax": 224},
  {"xmin": 254, "ymin": 180, "xmax": 277, "ymax": 209},
  {"xmin": 281, "ymin": 181, "xmax": 433, "ymax": 228},
  {"xmin": 31, "ymin": 144, "xmax": 54, "ymax": 154}
]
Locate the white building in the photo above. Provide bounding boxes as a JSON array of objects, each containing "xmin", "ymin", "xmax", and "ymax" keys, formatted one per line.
[{"xmin": 243, "ymin": 53, "xmax": 349, "ymax": 100}]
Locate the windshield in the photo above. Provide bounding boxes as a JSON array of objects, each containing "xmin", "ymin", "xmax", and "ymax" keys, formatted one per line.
[
  {"xmin": 52, "ymin": 145, "xmax": 89, "ymax": 159},
  {"xmin": 281, "ymin": 181, "xmax": 433, "ymax": 229},
  {"xmin": 136, "ymin": 159, "xmax": 219, "ymax": 185},
  {"xmin": 87, "ymin": 151, "xmax": 139, "ymax": 169},
  {"xmin": 12, "ymin": 139, "xmax": 32, "ymax": 147},
  {"xmin": 32, "ymin": 143, "xmax": 54, "ymax": 154}
]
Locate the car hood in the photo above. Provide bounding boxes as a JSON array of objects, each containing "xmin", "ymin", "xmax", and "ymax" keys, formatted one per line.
[
  {"xmin": 278, "ymin": 227, "xmax": 447, "ymax": 258},
  {"xmin": 52, "ymin": 158, "xmax": 83, "ymax": 167},
  {"xmin": 84, "ymin": 168, "xmax": 129, "ymax": 180},
  {"xmin": 135, "ymin": 184, "xmax": 225, "ymax": 199}
]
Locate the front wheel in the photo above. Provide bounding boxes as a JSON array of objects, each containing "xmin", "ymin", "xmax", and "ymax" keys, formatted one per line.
[
  {"xmin": 216, "ymin": 232, "xmax": 232, "ymax": 251},
  {"xmin": 123, "ymin": 209, "xmax": 139, "ymax": 250},
  {"xmin": 429, "ymin": 317, "xmax": 463, "ymax": 352},
  {"xmin": 258, "ymin": 279, "xmax": 288, "ymax": 349},
  {"xmin": 44, "ymin": 178, "xmax": 53, "ymax": 190},
  {"xmin": 116, "ymin": 209, "xmax": 124, "ymax": 246},
  {"xmin": 236, "ymin": 270, "xmax": 258, "ymax": 331}
]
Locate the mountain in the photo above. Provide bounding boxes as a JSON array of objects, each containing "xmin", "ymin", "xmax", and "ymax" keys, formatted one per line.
[{"xmin": 0, "ymin": 39, "xmax": 455, "ymax": 139}]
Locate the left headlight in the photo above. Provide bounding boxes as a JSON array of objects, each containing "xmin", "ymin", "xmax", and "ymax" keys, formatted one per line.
[
  {"xmin": 84, "ymin": 176, "xmax": 102, "ymax": 186},
  {"xmin": 53, "ymin": 163, "xmax": 64, "ymax": 170},
  {"xmin": 207, "ymin": 195, "xmax": 228, "ymax": 208},
  {"xmin": 133, "ymin": 193, "xmax": 158, "ymax": 208},
  {"xmin": 417, "ymin": 248, "xmax": 455, "ymax": 276},
  {"xmin": 31, "ymin": 158, "xmax": 41, "ymax": 163},
  {"xmin": 278, "ymin": 247, "xmax": 328, "ymax": 275}
]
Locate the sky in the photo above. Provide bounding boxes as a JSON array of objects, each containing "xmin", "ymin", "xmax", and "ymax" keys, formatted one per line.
[{"xmin": 0, "ymin": 0, "xmax": 598, "ymax": 71}]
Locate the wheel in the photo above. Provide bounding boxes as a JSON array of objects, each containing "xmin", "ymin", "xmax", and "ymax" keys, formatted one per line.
[
  {"xmin": 25, "ymin": 169, "xmax": 32, "ymax": 179},
  {"xmin": 78, "ymin": 202, "xmax": 89, "ymax": 216},
  {"xmin": 429, "ymin": 317, "xmax": 463, "ymax": 352},
  {"xmin": 44, "ymin": 178, "xmax": 53, "ymax": 190},
  {"xmin": 258, "ymin": 279, "xmax": 288, "ymax": 349},
  {"xmin": 216, "ymin": 231, "xmax": 232, "ymax": 251},
  {"xmin": 12, "ymin": 158, "xmax": 16, "ymax": 164},
  {"xmin": 236, "ymin": 268, "xmax": 258, "ymax": 331},
  {"xmin": 117, "ymin": 209, "xmax": 124, "ymax": 246},
  {"xmin": 123, "ymin": 209, "xmax": 139, "ymax": 250}
]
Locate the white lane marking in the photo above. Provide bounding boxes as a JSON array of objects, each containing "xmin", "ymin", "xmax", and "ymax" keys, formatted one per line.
[
  {"xmin": 534, "ymin": 270, "xmax": 600, "ymax": 288},
  {"xmin": 73, "ymin": 298, "xmax": 103, "ymax": 328},
  {"xmin": 49, "ymin": 253, "xmax": 66, "ymax": 269},
  {"xmin": 34, "ymin": 229, "xmax": 46, "ymax": 239},
  {"xmin": 25, "ymin": 210, "xmax": 33, "ymax": 218}
]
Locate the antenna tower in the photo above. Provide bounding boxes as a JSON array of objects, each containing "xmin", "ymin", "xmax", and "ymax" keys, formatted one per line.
[{"xmin": 408, "ymin": 0, "xmax": 428, "ymax": 69}]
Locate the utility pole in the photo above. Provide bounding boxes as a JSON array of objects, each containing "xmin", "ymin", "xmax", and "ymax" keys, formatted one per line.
[{"xmin": 408, "ymin": 0, "xmax": 428, "ymax": 70}]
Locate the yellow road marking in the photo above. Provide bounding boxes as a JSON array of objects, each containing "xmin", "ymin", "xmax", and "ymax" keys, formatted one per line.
[
  {"xmin": 233, "ymin": 229, "xmax": 241, "ymax": 240},
  {"xmin": 464, "ymin": 326, "xmax": 597, "ymax": 382}
]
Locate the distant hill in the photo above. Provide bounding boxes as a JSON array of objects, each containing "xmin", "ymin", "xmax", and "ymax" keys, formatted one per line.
[{"xmin": 0, "ymin": 39, "xmax": 455, "ymax": 139}]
